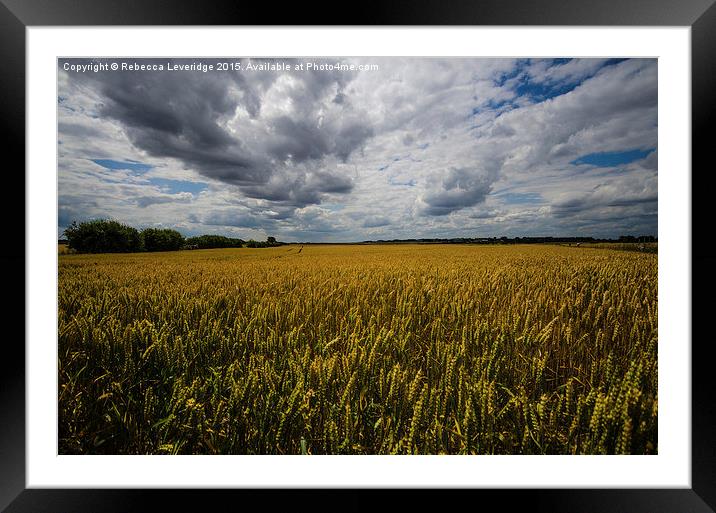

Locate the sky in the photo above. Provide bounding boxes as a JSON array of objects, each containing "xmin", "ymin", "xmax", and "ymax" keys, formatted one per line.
[{"xmin": 57, "ymin": 57, "xmax": 657, "ymax": 242}]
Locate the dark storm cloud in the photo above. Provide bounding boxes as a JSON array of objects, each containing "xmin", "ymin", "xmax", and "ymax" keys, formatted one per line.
[
  {"xmin": 363, "ymin": 216, "xmax": 391, "ymax": 228},
  {"xmin": 203, "ymin": 210, "xmax": 275, "ymax": 229},
  {"xmin": 421, "ymin": 167, "xmax": 497, "ymax": 216},
  {"xmin": 59, "ymin": 58, "xmax": 371, "ymax": 206},
  {"xmin": 333, "ymin": 122, "xmax": 374, "ymax": 162},
  {"xmin": 262, "ymin": 116, "xmax": 372, "ymax": 167},
  {"xmin": 240, "ymin": 178, "xmax": 321, "ymax": 207},
  {"xmin": 550, "ymin": 171, "xmax": 657, "ymax": 219},
  {"xmin": 238, "ymin": 168, "xmax": 354, "ymax": 208},
  {"xmin": 551, "ymin": 196, "xmax": 657, "ymax": 218},
  {"xmin": 311, "ymin": 171, "xmax": 353, "ymax": 194},
  {"xmin": 267, "ymin": 116, "xmax": 331, "ymax": 162},
  {"xmin": 62, "ymin": 59, "xmax": 269, "ymax": 183}
]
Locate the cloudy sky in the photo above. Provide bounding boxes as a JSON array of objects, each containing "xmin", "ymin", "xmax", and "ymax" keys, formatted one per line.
[{"xmin": 58, "ymin": 57, "xmax": 657, "ymax": 242}]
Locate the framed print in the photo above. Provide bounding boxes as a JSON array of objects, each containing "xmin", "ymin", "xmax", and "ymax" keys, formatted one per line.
[{"xmin": 3, "ymin": 0, "xmax": 715, "ymax": 511}]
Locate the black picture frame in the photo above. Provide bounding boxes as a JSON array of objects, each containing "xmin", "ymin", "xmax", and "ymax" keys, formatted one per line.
[{"xmin": 2, "ymin": 1, "xmax": 714, "ymax": 511}]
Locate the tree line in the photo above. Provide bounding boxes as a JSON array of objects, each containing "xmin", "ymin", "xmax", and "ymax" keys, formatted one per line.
[
  {"xmin": 364, "ymin": 235, "xmax": 657, "ymax": 245},
  {"xmin": 62, "ymin": 219, "xmax": 282, "ymax": 254}
]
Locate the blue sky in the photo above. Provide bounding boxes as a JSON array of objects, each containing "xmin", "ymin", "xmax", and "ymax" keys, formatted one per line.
[
  {"xmin": 571, "ymin": 149, "xmax": 655, "ymax": 168},
  {"xmin": 58, "ymin": 57, "xmax": 657, "ymax": 241},
  {"xmin": 91, "ymin": 159, "xmax": 153, "ymax": 173}
]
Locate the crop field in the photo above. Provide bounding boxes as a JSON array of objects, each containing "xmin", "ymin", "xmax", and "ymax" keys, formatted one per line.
[
  {"xmin": 568, "ymin": 242, "xmax": 658, "ymax": 254},
  {"xmin": 58, "ymin": 244, "xmax": 657, "ymax": 455}
]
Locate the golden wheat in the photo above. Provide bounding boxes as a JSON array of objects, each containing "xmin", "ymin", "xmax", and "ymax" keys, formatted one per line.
[{"xmin": 58, "ymin": 244, "xmax": 657, "ymax": 454}]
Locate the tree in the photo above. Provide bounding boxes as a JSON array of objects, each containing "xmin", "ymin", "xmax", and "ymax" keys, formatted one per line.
[
  {"xmin": 63, "ymin": 219, "xmax": 142, "ymax": 253},
  {"xmin": 185, "ymin": 235, "xmax": 244, "ymax": 249},
  {"xmin": 141, "ymin": 228, "xmax": 185, "ymax": 252},
  {"xmin": 267, "ymin": 236, "xmax": 276, "ymax": 244}
]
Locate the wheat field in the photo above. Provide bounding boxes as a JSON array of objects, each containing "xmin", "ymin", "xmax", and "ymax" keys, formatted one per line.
[{"xmin": 58, "ymin": 244, "xmax": 657, "ymax": 455}]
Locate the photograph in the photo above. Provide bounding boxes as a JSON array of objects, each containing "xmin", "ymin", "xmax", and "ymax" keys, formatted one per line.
[
  {"xmin": 0, "ymin": 0, "xmax": 710, "ymax": 504},
  {"xmin": 56, "ymin": 56, "xmax": 659, "ymax": 456}
]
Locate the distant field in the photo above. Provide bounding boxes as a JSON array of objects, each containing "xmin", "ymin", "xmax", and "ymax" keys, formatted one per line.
[
  {"xmin": 564, "ymin": 242, "xmax": 658, "ymax": 254},
  {"xmin": 58, "ymin": 244, "xmax": 657, "ymax": 455}
]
